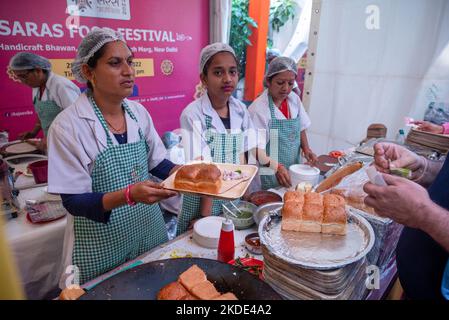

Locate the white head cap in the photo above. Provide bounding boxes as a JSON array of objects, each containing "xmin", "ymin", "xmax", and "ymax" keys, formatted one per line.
[
  {"xmin": 266, "ymin": 56, "xmax": 297, "ymax": 78},
  {"xmin": 9, "ymin": 52, "xmax": 51, "ymax": 71},
  {"xmin": 264, "ymin": 56, "xmax": 297, "ymax": 86},
  {"xmin": 199, "ymin": 42, "xmax": 236, "ymax": 74},
  {"xmin": 71, "ymin": 27, "xmax": 125, "ymax": 83}
]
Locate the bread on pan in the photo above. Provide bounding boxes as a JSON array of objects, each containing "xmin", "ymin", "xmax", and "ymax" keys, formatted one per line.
[
  {"xmin": 323, "ymin": 193, "xmax": 345, "ymax": 208},
  {"xmin": 178, "ymin": 264, "xmax": 207, "ymax": 292},
  {"xmin": 322, "ymin": 206, "xmax": 347, "ymax": 235},
  {"xmin": 284, "ymin": 190, "xmax": 305, "ymax": 204},
  {"xmin": 282, "ymin": 218, "xmax": 303, "ymax": 232},
  {"xmin": 304, "ymin": 192, "xmax": 323, "ymax": 205},
  {"xmin": 281, "ymin": 191, "xmax": 347, "ymax": 235},
  {"xmin": 213, "ymin": 292, "xmax": 238, "ymax": 300},
  {"xmin": 300, "ymin": 203, "xmax": 323, "ymax": 233},
  {"xmin": 190, "ymin": 280, "xmax": 221, "ymax": 300},
  {"xmin": 157, "ymin": 282, "xmax": 188, "ymax": 300},
  {"xmin": 282, "ymin": 202, "xmax": 303, "ymax": 220},
  {"xmin": 282, "ymin": 191, "xmax": 304, "ymax": 231},
  {"xmin": 59, "ymin": 286, "xmax": 85, "ymax": 300}
]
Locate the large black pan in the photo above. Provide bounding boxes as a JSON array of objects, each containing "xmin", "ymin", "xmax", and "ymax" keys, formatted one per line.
[{"xmin": 80, "ymin": 257, "xmax": 283, "ymax": 300}]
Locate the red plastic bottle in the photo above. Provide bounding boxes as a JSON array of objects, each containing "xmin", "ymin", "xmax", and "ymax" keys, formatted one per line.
[{"xmin": 217, "ymin": 219, "xmax": 235, "ymax": 263}]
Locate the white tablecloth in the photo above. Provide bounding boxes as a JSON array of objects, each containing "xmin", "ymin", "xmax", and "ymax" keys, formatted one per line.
[{"xmin": 5, "ymin": 182, "xmax": 66, "ymax": 300}]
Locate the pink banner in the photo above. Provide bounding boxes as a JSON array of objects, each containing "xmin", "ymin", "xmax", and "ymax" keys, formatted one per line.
[{"xmin": 0, "ymin": 0, "xmax": 209, "ymax": 140}]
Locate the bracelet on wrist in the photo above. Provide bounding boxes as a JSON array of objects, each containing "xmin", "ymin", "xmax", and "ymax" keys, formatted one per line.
[{"xmin": 125, "ymin": 184, "xmax": 136, "ymax": 206}]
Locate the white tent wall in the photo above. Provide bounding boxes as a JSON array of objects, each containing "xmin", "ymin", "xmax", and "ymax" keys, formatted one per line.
[
  {"xmin": 306, "ymin": 0, "xmax": 449, "ymax": 156},
  {"xmin": 210, "ymin": 0, "xmax": 232, "ymax": 43},
  {"xmin": 271, "ymin": 0, "xmax": 313, "ymax": 62}
]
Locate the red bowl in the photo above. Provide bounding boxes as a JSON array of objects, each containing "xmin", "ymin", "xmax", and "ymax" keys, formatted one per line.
[
  {"xmin": 28, "ymin": 160, "xmax": 48, "ymax": 184},
  {"xmin": 248, "ymin": 191, "xmax": 282, "ymax": 207}
]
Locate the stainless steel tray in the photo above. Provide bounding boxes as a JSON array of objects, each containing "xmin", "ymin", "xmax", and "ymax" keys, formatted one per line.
[{"xmin": 259, "ymin": 204, "xmax": 375, "ymax": 270}]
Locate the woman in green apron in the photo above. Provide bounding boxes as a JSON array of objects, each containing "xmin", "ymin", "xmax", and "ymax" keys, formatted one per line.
[
  {"xmin": 177, "ymin": 43, "xmax": 257, "ymax": 235},
  {"xmin": 8, "ymin": 52, "xmax": 80, "ymax": 149},
  {"xmin": 47, "ymin": 27, "xmax": 178, "ymax": 286},
  {"xmin": 248, "ymin": 56, "xmax": 317, "ymax": 190}
]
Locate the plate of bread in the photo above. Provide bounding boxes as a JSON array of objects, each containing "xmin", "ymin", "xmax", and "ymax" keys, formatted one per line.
[
  {"xmin": 162, "ymin": 162, "xmax": 258, "ymax": 200},
  {"xmin": 79, "ymin": 258, "xmax": 282, "ymax": 300},
  {"xmin": 258, "ymin": 190, "xmax": 375, "ymax": 270}
]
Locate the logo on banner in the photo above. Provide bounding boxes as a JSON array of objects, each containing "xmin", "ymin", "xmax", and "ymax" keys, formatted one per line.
[
  {"xmin": 66, "ymin": 0, "xmax": 131, "ymax": 20},
  {"xmin": 161, "ymin": 60, "xmax": 174, "ymax": 76}
]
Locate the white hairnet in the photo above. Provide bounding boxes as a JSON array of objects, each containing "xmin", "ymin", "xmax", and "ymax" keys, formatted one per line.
[
  {"xmin": 9, "ymin": 52, "xmax": 51, "ymax": 71},
  {"xmin": 72, "ymin": 27, "xmax": 125, "ymax": 83},
  {"xmin": 266, "ymin": 48, "xmax": 281, "ymax": 62},
  {"xmin": 266, "ymin": 56, "xmax": 298, "ymax": 80},
  {"xmin": 199, "ymin": 42, "xmax": 236, "ymax": 74}
]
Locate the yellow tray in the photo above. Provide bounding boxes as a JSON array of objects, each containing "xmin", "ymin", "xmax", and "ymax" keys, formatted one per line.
[{"xmin": 161, "ymin": 162, "xmax": 258, "ymax": 200}]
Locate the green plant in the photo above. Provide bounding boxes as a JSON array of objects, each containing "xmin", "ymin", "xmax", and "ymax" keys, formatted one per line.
[
  {"xmin": 270, "ymin": 0, "xmax": 297, "ymax": 32},
  {"xmin": 230, "ymin": 0, "xmax": 257, "ymax": 79}
]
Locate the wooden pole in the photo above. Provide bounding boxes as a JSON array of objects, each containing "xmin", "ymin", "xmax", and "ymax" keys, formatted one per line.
[{"xmin": 244, "ymin": 0, "xmax": 270, "ymax": 102}]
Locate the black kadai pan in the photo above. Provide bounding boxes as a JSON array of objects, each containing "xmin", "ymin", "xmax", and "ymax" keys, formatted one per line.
[{"xmin": 80, "ymin": 257, "xmax": 283, "ymax": 300}]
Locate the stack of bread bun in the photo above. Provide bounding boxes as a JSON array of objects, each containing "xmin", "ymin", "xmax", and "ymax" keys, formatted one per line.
[
  {"xmin": 330, "ymin": 188, "xmax": 376, "ymax": 215},
  {"xmin": 282, "ymin": 191, "xmax": 347, "ymax": 235},
  {"xmin": 157, "ymin": 264, "xmax": 238, "ymax": 300},
  {"xmin": 174, "ymin": 163, "xmax": 222, "ymax": 194}
]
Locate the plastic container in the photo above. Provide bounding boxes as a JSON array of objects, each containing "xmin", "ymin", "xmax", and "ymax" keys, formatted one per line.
[
  {"xmin": 222, "ymin": 201, "xmax": 257, "ymax": 230},
  {"xmin": 28, "ymin": 160, "xmax": 48, "ymax": 184},
  {"xmin": 289, "ymin": 164, "xmax": 320, "ymax": 187},
  {"xmin": 217, "ymin": 219, "xmax": 235, "ymax": 263},
  {"xmin": 192, "ymin": 216, "xmax": 225, "ymax": 248},
  {"xmin": 395, "ymin": 129, "xmax": 405, "ymax": 145}
]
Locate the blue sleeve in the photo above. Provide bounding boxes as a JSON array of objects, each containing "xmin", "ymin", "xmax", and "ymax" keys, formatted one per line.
[
  {"xmin": 60, "ymin": 193, "xmax": 112, "ymax": 224},
  {"xmin": 442, "ymin": 260, "xmax": 449, "ymax": 300},
  {"xmin": 150, "ymin": 159, "xmax": 176, "ymax": 180}
]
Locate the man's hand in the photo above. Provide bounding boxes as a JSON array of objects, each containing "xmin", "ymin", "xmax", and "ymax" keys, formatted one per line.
[
  {"xmin": 373, "ymin": 142, "xmax": 424, "ymax": 176},
  {"xmin": 363, "ymin": 174, "xmax": 431, "ymax": 228}
]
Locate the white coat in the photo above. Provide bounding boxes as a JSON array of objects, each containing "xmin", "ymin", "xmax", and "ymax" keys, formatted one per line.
[
  {"xmin": 180, "ymin": 92, "xmax": 257, "ymax": 162},
  {"xmin": 32, "ymin": 72, "xmax": 80, "ymax": 108},
  {"xmin": 47, "ymin": 93, "xmax": 168, "ymax": 288},
  {"xmin": 47, "ymin": 93, "xmax": 167, "ymax": 194},
  {"xmin": 248, "ymin": 89, "xmax": 311, "ymax": 150}
]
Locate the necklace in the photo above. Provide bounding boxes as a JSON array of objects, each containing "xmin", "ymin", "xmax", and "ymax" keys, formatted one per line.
[{"xmin": 105, "ymin": 116, "xmax": 126, "ymax": 133}]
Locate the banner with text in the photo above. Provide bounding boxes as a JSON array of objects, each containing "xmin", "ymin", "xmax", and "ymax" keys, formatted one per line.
[{"xmin": 0, "ymin": 0, "xmax": 209, "ymax": 140}]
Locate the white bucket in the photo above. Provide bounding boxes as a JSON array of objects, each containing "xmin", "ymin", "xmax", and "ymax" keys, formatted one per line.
[{"xmin": 289, "ymin": 164, "xmax": 320, "ymax": 187}]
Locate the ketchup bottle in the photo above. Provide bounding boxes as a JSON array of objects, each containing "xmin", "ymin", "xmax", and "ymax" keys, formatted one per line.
[{"xmin": 217, "ymin": 218, "xmax": 235, "ymax": 263}]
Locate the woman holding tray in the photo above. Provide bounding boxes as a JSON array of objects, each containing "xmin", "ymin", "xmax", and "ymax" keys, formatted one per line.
[
  {"xmin": 47, "ymin": 27, "xmax": 179, "ymax": 286},
  {"xmin": 176, "ymin": 43, "xmax": 259, "ymax": 235}
]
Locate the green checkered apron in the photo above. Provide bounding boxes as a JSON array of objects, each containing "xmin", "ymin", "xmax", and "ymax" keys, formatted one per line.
[
  {"xmin": 176, "ymin": 114, "xmax": 243, "ymax": 235},
  {"xmin": 260, "ymin": 95, "xmax": 301, "ymax": 190},
  {"xmin": 33, "ymin": 90, "xmax": 63, "ymax": 137},
  {"xmin": 72, "ymin": 96, "xmax": 168, "ymax": 284}
]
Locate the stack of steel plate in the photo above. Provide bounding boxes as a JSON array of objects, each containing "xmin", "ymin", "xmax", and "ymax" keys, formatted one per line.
[{"xmin": 259, "ymin": 205, "xmax": 375, "ymax": 300}]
